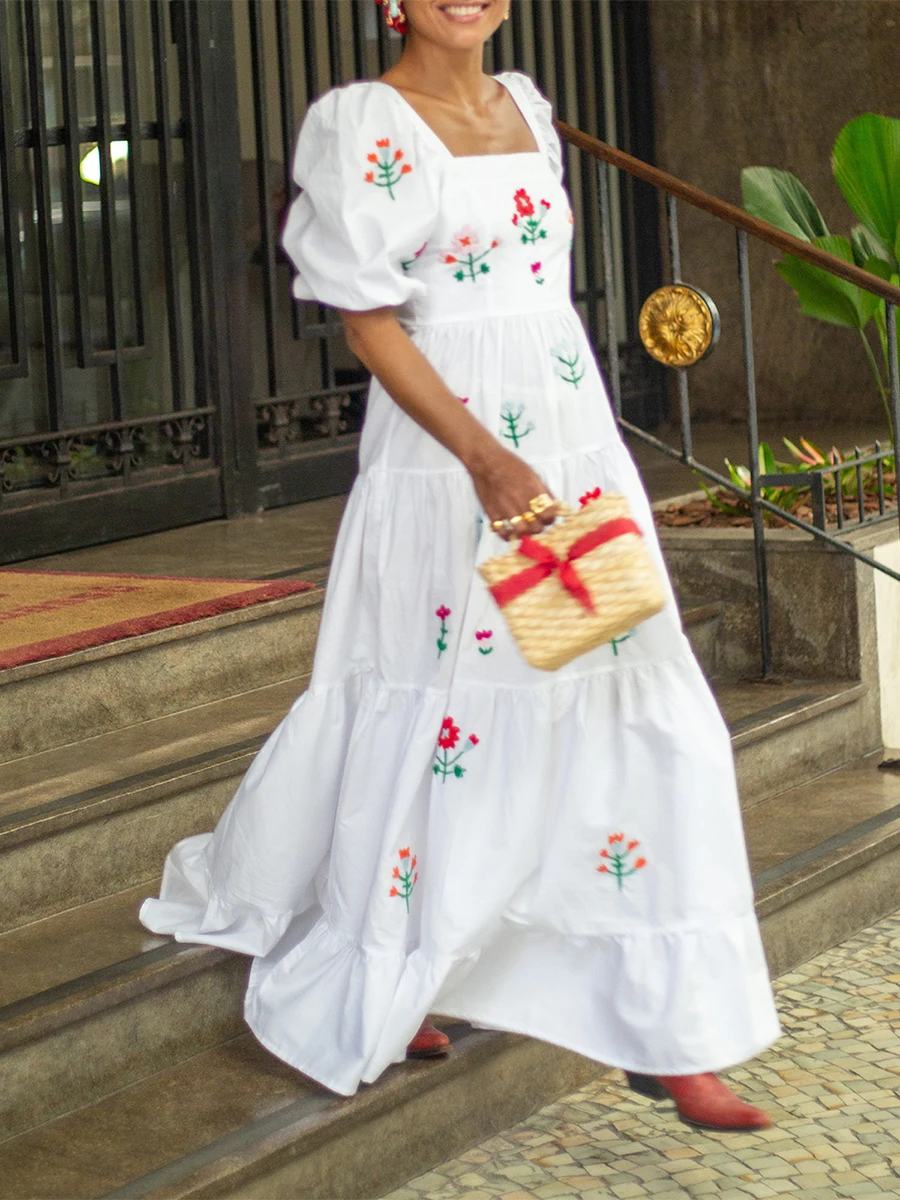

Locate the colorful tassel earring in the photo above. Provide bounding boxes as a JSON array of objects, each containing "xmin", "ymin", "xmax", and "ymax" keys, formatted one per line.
[{"xmin": 376, "ymin": 0, "xmax": 408, "ymax": 34}]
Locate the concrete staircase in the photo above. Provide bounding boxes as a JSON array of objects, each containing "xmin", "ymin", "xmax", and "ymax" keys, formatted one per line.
[{"xmin": 1, "ymin": 529, "xmax": 898, "ymax": 1199}]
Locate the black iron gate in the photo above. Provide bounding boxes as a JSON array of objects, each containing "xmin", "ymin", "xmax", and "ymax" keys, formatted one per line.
[{"xmin": 0, "ymin": 0, "xmax": 659, "ymax": 564}]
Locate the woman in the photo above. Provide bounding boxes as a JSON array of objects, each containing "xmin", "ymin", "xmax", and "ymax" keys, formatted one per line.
[{"xmin": 141, "ymin": 0, "xmax": 780, "ymax": 1130}]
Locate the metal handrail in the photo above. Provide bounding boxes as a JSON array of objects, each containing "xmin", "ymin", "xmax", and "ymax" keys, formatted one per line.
[
  {"xmin": 556, "ymin": 121, "xmax": 900, "ymax": 307},
  {"xmin": 555, "ymin": 119, "xmax": 900, "ymax": 678}
]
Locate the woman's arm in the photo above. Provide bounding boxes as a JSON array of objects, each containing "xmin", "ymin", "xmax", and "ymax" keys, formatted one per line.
[{"xmin": 342, "ymin": 307, "xmax": 556, "ymax": 534}]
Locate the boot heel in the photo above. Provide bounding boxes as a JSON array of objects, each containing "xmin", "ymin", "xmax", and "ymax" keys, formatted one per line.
[{"xmin": 625, "ymin": 1071, "xmax": 670, "ymax": 1101}]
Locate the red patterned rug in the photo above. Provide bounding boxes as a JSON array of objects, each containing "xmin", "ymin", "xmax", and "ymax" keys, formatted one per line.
[{"xmin": 0, "ymin": 570, "xmax": 315, "ymax": 670}]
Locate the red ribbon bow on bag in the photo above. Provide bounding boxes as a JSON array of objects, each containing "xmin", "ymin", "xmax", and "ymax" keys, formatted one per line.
[{"xmin": 489, "ymin": 517, "xmax": 642, "ymax": 614}]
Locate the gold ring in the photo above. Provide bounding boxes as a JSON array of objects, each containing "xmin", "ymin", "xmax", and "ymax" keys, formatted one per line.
[{"xmin": 528, "ymin": 493, "xmax": 556, "ymax": 516}]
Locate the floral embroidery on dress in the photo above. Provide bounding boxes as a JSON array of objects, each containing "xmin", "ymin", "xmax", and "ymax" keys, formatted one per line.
[
  {"xmin": 530, "ymin": 261, "xmax": 545, "ymax": 286},
  {"xmin": 475, "ymin": 629, "xmax": 494, "ymax": 655},
  {"xmin": 364, "ymin": 138, "xmax": 412, "ymax": 200},
  {"xmin": 551, "ymin": 341, "xmax": 585, "ymax": 388},
  {"xmin": 610, "ymin": 630, "xmax": 635, "ymax": 656},
  {"xmin": 459, "ymin": 396, "xmax": 469, "ymax": 404},
  {"xmin": 512, "ymin": 188, "xmax": 551, "ymax": 244},
  {"xmin": 499, "ymin": 401, "xmax": 534, "ymax": 447},
  {"xmin": 433, "ymin": 716, "xmax": 479, "ymax": 781},
  {"xmin": 579, "ymin": 487, "xmax": 602, "ymax": 507},
  {"xmin": 435, "ymin": 605, "xmax": 451, "ymax": 658},
  {"xmin": 401, "ymin": 242, "xmax": 427, "ymax": 271},
  {"xmin": 444, "ymin": 227, "xmax": 499, "ymax": 282},
  {"xmin": 597, "ymin": 833, "xmax": 646, "ymax": 890},
  {"xmin": 389, "ymin": 847, "xmax": 418, "ymax": 912}
]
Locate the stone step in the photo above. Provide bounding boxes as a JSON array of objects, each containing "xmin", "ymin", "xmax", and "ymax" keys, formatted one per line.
[
  {"xmin": 2, "ymin": 751, "xmax": 898, "ymax": 1196},
  {"xmin": 0, "ymin": 669, "xmax": 867, "ymax": 934},
  {"xmin": 682, "ymin": 600, "xmax": 723, "ymax": 679},
  {"xmin": 0, "ymin": 675, "xmax": 307, "ymax": 932},
  {"xmin": 0, "ymin": 588, "xmax": 324, "ymax": 763}
]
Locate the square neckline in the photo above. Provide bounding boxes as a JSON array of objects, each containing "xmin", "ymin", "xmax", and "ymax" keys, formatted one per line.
[{"xmin": 372, "ymin": 73, "xmax": 544, "ymax": 163}]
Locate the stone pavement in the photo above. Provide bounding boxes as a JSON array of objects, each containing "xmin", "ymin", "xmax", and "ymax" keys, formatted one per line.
[{"xmin": 384, "ymin": 913, "xmax": 900, "ymax": 1200}]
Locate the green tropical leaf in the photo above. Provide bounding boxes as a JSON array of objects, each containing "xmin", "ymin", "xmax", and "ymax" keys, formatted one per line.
[
  {"xmin": 832, "ymin": 114, "xmax": 900, "ymax": 267},
  {"xmin": 741, "ymin": 167, "xmax": 829, "ymax": 242},
  {"xmin": 850, "ymin": 223, "xmax": 892, "ymax": 269},
  {"xmin": 776, "ymin": 235, "xmax": 881, "ymax": 329}
]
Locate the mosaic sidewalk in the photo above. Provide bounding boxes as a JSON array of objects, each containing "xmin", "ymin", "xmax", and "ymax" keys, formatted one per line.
[{"xmin": 385, "ymin": 913, "xmax": 900, "ymax": 1200}]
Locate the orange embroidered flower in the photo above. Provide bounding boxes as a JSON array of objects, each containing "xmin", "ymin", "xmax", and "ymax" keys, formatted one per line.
[
  {"xmin": 390, "ymin": 847, "xmax": 418, "ymax": 912},
  {"xmin": 365, "ymin": 139, "xmax": 412, "ymax": 199},
  {"xmin": 598, "ymin": 834, "xmax": 647, "ymax": 890}
]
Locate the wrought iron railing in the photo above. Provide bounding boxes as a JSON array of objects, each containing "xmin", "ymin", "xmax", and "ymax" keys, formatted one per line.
[{"xmin": 557, "ymin": 121, "xmax": 900, "ymax": 678}]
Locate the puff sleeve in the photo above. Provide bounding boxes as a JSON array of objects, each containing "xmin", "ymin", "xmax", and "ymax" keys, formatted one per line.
[
  {"xmin": 282, "ymin": 85, "xmax": 443, "ymax": 311},
  {"xmin": 500, "ymin": 72, "xmax": 564, "ymax": 183}
]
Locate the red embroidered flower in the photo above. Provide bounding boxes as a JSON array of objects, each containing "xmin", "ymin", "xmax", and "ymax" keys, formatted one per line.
[
  {"xmin": 411, "ymin": 856, "xmax": 417, "ymax": 870},
  {"xmin": 475, "ymin": 629, "xmax": 492, "ymax": 640},
  {"xmin": 389, "ymin": 886, "xmax": 399, "ymax": 897},
  {"xmin": 628, "ymin": 840, "xmax": 640, "ymax": 851},
  {"xmin": 367, "ymin": 153, "xmax": 379, "ymax": 163},
  {"xmin": 401, "ymin": 163, "xmax": 412, "ymax": 175},
  {"xmin": 490, "ymin": 238, "xmax": 499, "ymax": 248},
  {"xmin": 634, "ymin": 858, "xmax": 647, "ymax": 869},
  {"xmin": 436, "ymin": 605, "xmax": 451, "ymax": 620},
  {"xmin": 399, "ymin": 846, "xmax": 411, "ymax": 859},
  {"xmin": 364, "ymin": 171, "xmax": 375, "ymax": 183},
  {"xmin": 392, "ymin": 866, "xmax": 400, "ymax": 878},
  {"xmin": 459, "ymin": 396, "xmax": 469, "ymax": 404},
  {"xmin": 597, "ymin": 865, "xmax": 609, "ymax": 874},
  {"xmin": 609, "ymin": 832, "xmax": 625, "ymax": 844},
  {"xmin": 580, "ymin": 487, "xmax": 602, "ymax": 507},
  {"xmin": 531, "ymin": 262, "xmax": 542, "ymax": 274},
  {"xmin": 540, "ymin": 199, "xmax": 551, "ymax": 209},
  {"xmin": 433, "ymin": 715, "xmax": 479, "ymax": 780},
  {"xmin": 444, "ymin": 254, "xmax": 457, "ymax": 264},
  {"xmin": 438, "ymin": 718, "xmax": 460, "ymax": 750},
  {"xmin": 514, "ymin": 187, "xmax": 535, "ymax": 217},
  {"xmin": 376, "ymin": 138, "xmax": 391, "ymax": 148},
  {"xmin": 394, "ymin": 149, "xmax": 404, "ymax": 160},
  {"xmin": 599, "ymin": 848, "xmax": 609, "ymax": 858}
]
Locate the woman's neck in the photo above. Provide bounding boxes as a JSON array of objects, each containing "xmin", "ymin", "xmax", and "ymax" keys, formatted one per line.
[{"xmin": 385, "ymin": 38, "xmax": 491, "ymax": 109}]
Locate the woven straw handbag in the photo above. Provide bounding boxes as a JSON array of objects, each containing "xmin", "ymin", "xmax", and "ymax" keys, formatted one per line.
[{"xmin": 478, "ymin": 493, "xmax": 667, "ymax": 672}]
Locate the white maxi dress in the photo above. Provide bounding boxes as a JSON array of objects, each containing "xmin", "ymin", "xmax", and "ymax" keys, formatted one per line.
[{"xmin": 140, "ymin": 73, "xmax": 780, "ymax": 1097}]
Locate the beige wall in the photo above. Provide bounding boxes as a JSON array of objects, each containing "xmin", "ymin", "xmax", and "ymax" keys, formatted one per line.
[{"xmin": 648, "ymin": 0, "xmax": 900, "ymax": 425}]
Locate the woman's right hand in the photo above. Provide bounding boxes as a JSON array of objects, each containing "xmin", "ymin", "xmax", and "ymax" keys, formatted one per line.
[{"xmin": 466, "ymin": 442, "xmax": 559, "ymax": 539}]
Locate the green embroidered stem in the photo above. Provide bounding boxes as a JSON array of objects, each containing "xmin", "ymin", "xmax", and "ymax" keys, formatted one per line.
[
  {"xmin": 432, "ymin": 749, "xmax": 466, "ymax": 781},
  {"xmin": 519, "ymin": 211, "xmax": 549, "ymax": 245},
  {"xmin": 552, "ymin": 349, "xmax": 586, "ymax": 388},
  {"xmin": 610, "ymin": 631, "xmax": 634, "ymax": 656},
  {"xmin": 453, "ymin": 249, "xmax": 494, "ymax": 282},
  {"xmin": 396, "ymin": 867, "xmax": 414, "ymax": 912},
  {"xmin": 437, "ymin": 617, "xmax": 449, "ymax": 657},
  {"xmin": 607, "ymin": 850, "xmax": 639, "ymax": 891},
  {"xmin": 500, "ymin": 403, "xmax": 535, "ymax": 448},
  {"xmin": 478, "ymin": 646, "xmax": 494, "ymax": 655}
]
